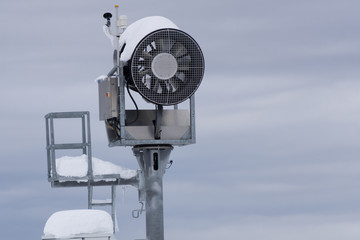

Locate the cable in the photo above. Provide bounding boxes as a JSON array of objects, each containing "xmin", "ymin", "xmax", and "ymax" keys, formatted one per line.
[
  {"xmin": 125, "ymin": 83, "xmax": 139, "ymax": 125},
  {"xmin": 166, "ymin": 160, "xmax": 173, "ymax": 169},
  {"xmin": 105, "ymin": 119, "xmax": 114, "ymax": 130},
  {"xmin": 106, "ymin": 118, "xmax": 120, "ymax": 138}
]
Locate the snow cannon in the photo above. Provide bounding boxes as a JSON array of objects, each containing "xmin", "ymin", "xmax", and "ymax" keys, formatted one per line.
[
  {"xmin": 118, "ymin": 16, "xmax": 205, "ymax": 106},
  {"xmin": 99, "ymin": 12, "xmax": 205, "ymax": 146}
]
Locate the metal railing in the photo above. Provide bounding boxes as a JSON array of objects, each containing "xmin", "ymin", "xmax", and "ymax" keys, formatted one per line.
[{"xmin": 45, "ymin": 111, "xmax": 92, "ymax": 183}]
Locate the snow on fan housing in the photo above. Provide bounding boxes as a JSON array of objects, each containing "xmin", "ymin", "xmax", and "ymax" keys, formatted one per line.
[{"xmin": 119, "ymin": 16, "xmax": 205, "ymax": 105}]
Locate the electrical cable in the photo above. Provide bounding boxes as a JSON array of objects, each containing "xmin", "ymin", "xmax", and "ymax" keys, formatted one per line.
[
  {"xmin": 106, "ymin": 118, "xmax": 120, "ymax": 138},
  {"xmin": 166, "ymin": 160, "xmax": 173, "ymax": 169},
  {"xmin": 125, "ymin": 83, "xmax": 139, "ymax": 125}
]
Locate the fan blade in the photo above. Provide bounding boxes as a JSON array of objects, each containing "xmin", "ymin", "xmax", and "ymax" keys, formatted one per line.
[
  {"xmin": 165, "ymin": 80, "xmax": 173, "ymax": 93},
  {"xmin": 151, "ymin": 78, "xmax": 160, "ymax": 93},
  {"xmin": 139, "ymin": 60, "xmax": 151, "ymax": 68},
  {"xmin": 139, "ymin": 68, "xmax": 150, "ymax": 78},
  {"xmin": 175, "ymin": 72, "xmax": 186, "ymax": 81},
  {"xmin": 155, "ymin": 38, "xmax": 165, "ymax": 51},
  {"xmin": 177, "ymin": 55, "xmax": 191, "ymax": 63},
  {"xmin": 178, "ymin": 66, "xmax": 189, "ymax": 71},
  {"xmin": 169, "ymin": 77, "xmax": 182, "ymax": 92},
  {"xmin": 160, "ymin": 81, "xmax": 169, "ymax": 93},
  {"xmin": 171, "ymin": 43, "xmax": 187, "ymax": 58},
  {"xmin": 168, "ymin": 39, "xmax": 175, "ymax": 52},
  {"xmin": 144, "ymin": 75, "xmax": 150, "ymax": 87},
  {"xmin": 156, "ymin": 38, "xmax": 175, "ymax": 52},
  {"xmin": 177, "ymin": 55, "xmax": 191, "ymax": 71},
  {"xmin": 141, "ymin": 50, "xmax": 153, "ymax": 61},
  {"xmin": 145, "ymin": 42, "xmax": 156, "ymax": 53}
]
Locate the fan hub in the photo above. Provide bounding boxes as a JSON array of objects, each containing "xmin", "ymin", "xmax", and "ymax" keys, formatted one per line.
[{"xmin": 151, "ymin": 53, "xmax": 178, "ymax": 80}]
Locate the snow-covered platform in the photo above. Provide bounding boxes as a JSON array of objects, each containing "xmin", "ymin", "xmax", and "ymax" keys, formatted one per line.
[
  {"xmin": 44, "ymin": 112, "xmax": 137, "ymax": 235},
  {"xmin": 42, "ymin": 209, "xmax": 116, "ymax": 240},
  {"xmin": 45, "ymin": 111, "xmax": 138, "ymax": 188},
  {"xmin": 50, "ymin": 155, "xmax": 138, "ymax": 188}
]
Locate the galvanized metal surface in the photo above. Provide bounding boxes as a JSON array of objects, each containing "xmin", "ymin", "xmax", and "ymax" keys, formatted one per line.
[
  {"xmin": 88, "ymin": 185, "xmax": 117, "ymax": 233},
  {"xmin": 124, "ymin": 109, "xmax": 190, "ymax": 140},
  {"xmin": 133, "ymin": 145, "xmax": 173, "ymax": 240},
  {"xmin": 98, "ymin": 77, "xmax": 119, "ymax": 120},
  {"xmin": 99, "ymin": 56, "xmax": 197, "ymax": 146},
  {"xmin": 45, "ymin": 111, "xmax": 92, "ymax": 182},
  {"xmin": 102, "ymin": 76, "xmax": 196, "ymax": 146},
  {"xmin": 45, "ymin": 111, "xmax": 139, "ymax": 234},
  {"xmin": 45, "ymin": 111, "xmax": 139, "ymax": 187}
]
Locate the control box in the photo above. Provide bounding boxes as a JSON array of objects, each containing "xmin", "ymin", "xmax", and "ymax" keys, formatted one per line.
[{"xmin": 98, "ymin": 77, "xmax": 118, "ymax": 120}]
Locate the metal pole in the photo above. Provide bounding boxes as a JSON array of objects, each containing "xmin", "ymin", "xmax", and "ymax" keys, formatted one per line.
[
  {"xmin": 87, "ymin": 185, "xmax": 93, "ymax": 209},
  {"xmin": 111, "ymin": 185, "xmax": 117, "ymax": 233},
  {"xmin": 81, "ymin": 114, "xmax": 86, "ymax": 155},
  {"xmin": 113, "ymin": 5, "xmax": 127, "ymax": 144},
  {"xmin": 133, "ymin": 145, "xmax": 173, "ymax": 240},
  {"xmin": 190, "ymin": 95, "xmax": 196, "ymax": 143},
  {"xmin": 49, "ymin": 115, "xmax": 57, "ymax": 180},
  {"xmin": 86, "ymin": 112, "xmax": 93, "ymax": 178},
  {"xmin": 45, "ymin": 116, "xmax": 51, "ymax": 180}
]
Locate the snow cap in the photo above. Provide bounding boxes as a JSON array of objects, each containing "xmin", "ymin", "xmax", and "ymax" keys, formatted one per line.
[
  {"xmin": 43, "ymin": 209, "xmax": 113, "ymax": 238},
  {"xmin": 55, "ymin": 154, "xmax": 137, "ymax": 179},
  {"xmin": 119, "ymin": 16, "xmax": 179, "ymax": 62}
]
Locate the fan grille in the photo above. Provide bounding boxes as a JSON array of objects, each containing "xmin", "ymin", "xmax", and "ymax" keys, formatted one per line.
[{"xmin": 131, "ymin": 29, "xmax": 204, "ymax": 105}]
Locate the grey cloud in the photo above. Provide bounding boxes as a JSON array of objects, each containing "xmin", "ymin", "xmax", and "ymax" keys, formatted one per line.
[{"xmin": 2, "ymin": 0, "xmax": 360, "ymax": 239}]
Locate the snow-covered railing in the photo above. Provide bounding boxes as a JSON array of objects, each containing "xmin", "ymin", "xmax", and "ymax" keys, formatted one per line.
[
  {"xmin": 44, "ymin": 111, "xmax": 139, "ymax": 234},
  {"xmin": 45, "ymin": 112, "xmax": 93, "ymax": 183},
  {"xmin": 45, "ymin": 111, "xmax": 139, "ymax": 187}
]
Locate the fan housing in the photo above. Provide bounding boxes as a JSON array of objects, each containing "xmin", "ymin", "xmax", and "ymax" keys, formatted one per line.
[{"xmin": 123, "ymin": 28, "xmax": 204, "ymax": 105}]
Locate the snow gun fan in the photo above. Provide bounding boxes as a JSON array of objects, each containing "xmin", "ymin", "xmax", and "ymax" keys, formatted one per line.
[
  {"xmin": 99, "ymin": 14, "xmax": 204, "ymax": 146},
  {"xmin": 124, "ymin": 29, "xmax": 205, "ymax": 106}
]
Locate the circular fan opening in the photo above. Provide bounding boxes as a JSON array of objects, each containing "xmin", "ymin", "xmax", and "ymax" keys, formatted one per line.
[{"xmin": 130, "ymin": 28, "xmax": 204, "ymax": 105}]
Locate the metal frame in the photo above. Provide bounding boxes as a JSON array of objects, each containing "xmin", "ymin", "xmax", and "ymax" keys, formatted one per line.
[
  {"xmin": 88, "ymin": 185, "xmax": 117, "ymax": 233},
  {"xmin": 45, "ymin": 111, "xmax": 139, "ymax": 233},
  {"xmin": 105, "ymin": 62, "xmax": 196, "ymax": 147},
  {"xmin": 45, "ymin": 111, "xmax": 93, "ymax": 183},
  {"xmin": 45, "ymin": 111, "xmax": 139, "ymax": 187}
]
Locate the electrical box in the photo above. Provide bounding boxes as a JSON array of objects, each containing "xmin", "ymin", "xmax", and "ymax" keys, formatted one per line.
[{"xmin": 98, "ymin": 77, "xmax": 118, "ymax": 120}]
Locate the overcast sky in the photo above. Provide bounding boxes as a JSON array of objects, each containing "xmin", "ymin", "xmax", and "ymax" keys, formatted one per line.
[{"xmin": 1, "ymin": 0, "xmax": 360, "ymax": 239}]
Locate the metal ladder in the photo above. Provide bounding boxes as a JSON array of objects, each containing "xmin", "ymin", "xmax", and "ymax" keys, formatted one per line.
[
  {"xmin": 88, "ymin": 185, "xmax": 117, "ymax": 232},
  {"xmin": 45, "ymin": 111, "xmax": 117, "ymax": 233}
]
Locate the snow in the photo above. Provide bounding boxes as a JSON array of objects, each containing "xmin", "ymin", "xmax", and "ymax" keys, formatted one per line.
[
  {"xmin": 56, "ymin": 155, "xmax": 137, "ymax": 179},
  {"xmin": 95, "ymin": 74, "xmax": 108, "ymax": 83},
  {"xmin": 119, "ymin": 16, "xmax": 179, "ymax": 62},
  {"xmin": 43, "ymin": 209, "xmax": 113, "ymax": 238},
  {"xmin": 103, "ymin": 25, "xmax": 115, "ymax": 47}
]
